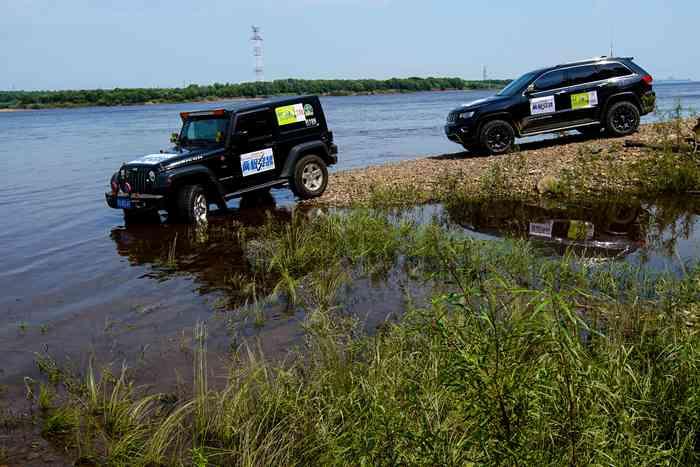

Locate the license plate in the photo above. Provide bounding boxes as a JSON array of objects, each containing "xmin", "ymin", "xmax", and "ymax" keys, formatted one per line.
[
  {"xmin": 529, "ymin": 221, "xmax": 553, "ymax": 238},
  {"xmin": 116, "ymin": 197, "xmax": 132, "ymax": 209}
]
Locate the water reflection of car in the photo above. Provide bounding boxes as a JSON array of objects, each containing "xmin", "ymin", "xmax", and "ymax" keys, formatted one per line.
[
  {"xmin": 109, "ymin": 193, "xmax": 292, "ymax": 302},
  {"xmin": 447, "ymin": 199, "xmax": 648, "ymax": 258}
]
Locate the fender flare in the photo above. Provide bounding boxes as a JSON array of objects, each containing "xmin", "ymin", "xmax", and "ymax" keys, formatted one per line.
[
  {"xmin": 164, "ymin": 164, "xmax": 227, "ymax": 199},
  {"xmin": 601, "ymin": 92, "xmax": 642, "ymax": 117},
  {"xmin": 475, "ymin": 112, "xmax": 518, "ymax": 136},
  {"xmin": 280, "ymin": 141, "xmax": 330, "ymax": 178}
]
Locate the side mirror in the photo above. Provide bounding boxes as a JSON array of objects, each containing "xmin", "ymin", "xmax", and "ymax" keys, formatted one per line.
[
  {"xmin": 170, "ymin": 132, "xmax": 179, "ymax": 144},
  {"xmin": 524, "ymin": 84, "xmax": 536, "ymax": 95}
]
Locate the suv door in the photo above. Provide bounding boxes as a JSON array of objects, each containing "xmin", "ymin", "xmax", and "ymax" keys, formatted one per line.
[
  {"xmin": 593, "ymin": 61, "xmax": 636, "ymax": 114},
  {"xmin": 559, "ymin": 64, "xmax": 606, "ymax": 124},
  {"xmin": 521, "ymin": 69, "xmax": 568, "ymax": 134},
  {"xmin": 230, "ymin": 109, "xmax": 278, "ymax": 189}
]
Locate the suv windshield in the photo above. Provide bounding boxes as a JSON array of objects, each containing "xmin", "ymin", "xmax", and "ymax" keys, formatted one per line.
[
  {"xmin": 496, "ymin": 71, "xmax": 539, "ymax": 96},
  {"xmin": 180, "ymin": 117, "xmax": 229, "ymax": 146}
]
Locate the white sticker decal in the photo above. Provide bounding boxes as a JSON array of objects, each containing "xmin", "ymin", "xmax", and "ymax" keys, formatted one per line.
[
  {"xmin": 304, "ymin": 104, "xmax": 314, "ymax": 117},
  {"xmin": 529, "ymin": 221, "xmax": 554, "ymax": 238},
  {"xmin": 241, "ymin": 148, "xmax": 275, "ymax": 177},
  {"xmin": 530, "ymin": 96, "xmax": 556, "ymax": 115},
  {"xmin": 127, "ymin": 154, "xmax": 177, "ymax": 165}
]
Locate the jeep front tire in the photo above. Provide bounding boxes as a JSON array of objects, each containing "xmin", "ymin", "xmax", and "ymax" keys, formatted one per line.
[
  {"xmin": 480, "ymin": 120, "xmax": 515, "ymax": 155},
  {"xmin": 173, "ymin": 184, "xmax": 208, "ymax": 224},
  {"xmin": 605, "ymin": 101, "xmax": 640, "ymax": 137},
  {"xmin": 291, "ymin": 154, "xmax": 328, "ymax": 199}
]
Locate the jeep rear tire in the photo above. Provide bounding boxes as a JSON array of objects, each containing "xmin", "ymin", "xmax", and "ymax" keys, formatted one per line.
[
  {"xmin": 173, "ymin": 184, "xmax": 209, "ymax": 224},
  {"xmin": 480, "ymin": 120, "xmax": 515, "ymax": 155},
  {"xmin": 605, "ymin": 101, "xmax": 640, "ymax": 137},
  {"xmin": 291, "ymin": 155, "xmax": 328, "ymax": 199}
]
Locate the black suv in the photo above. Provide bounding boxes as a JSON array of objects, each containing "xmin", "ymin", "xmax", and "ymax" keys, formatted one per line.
[
  {"xmin": 445, "ymin": 57, "xmax": 655, "ymax": 154},
  {"xmin": 106, "ymin": 96, "xmax": 337, "ymax": 224}
]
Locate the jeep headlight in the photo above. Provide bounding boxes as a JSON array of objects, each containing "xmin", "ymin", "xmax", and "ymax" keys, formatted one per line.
[
  {"xmin": 148, "ymin": 170, "xmax": 156, "ymax": 183},
  {"xmin": 119, "ymin": 168, "xmax": 126, "ymax": 178},
  {"xmin": 459, "ymin": 111, "xmax": 475, "ymax": 120}
]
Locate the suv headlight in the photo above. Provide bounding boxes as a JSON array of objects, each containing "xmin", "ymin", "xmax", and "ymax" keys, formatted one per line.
[
  {"xmin": 459, "ymin": 111, "xmax": 475, "ymax": 120},
  {"xmin": 148, "ymin": 170, "xmax": 156, "ymax": 183}
]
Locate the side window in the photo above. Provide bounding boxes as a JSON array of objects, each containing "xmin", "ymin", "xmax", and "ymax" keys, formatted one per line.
[
  {"xmin": 596, "ymin": 63, "xmax": 634, "ymax": 80},
  {"xmin": 534, "ymin": 70, "xmax": 566, "ymax": 91},
  {"xmin": 567, "ymin": 65, "xmax": 599, "ymax": 86},
  {"xmin": 235, "ymin": 110, "xmax": 273, "ymax": 141}
]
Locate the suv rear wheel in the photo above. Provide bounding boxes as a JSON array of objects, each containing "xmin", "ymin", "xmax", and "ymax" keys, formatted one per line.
[
  {"xmin": 172, "ymin": 184, "xmax": 208, "ymax": 224},
  {"xmin": 605, "ymin": 101, "xmax": 640, "ymax": 136},
  {"xmin": 480, "ymin": 120, "xmax": 515, "ymax": 155},
  {"xmin": 291, "ymin": 154, "xmax": 328, "ymax": 199}
]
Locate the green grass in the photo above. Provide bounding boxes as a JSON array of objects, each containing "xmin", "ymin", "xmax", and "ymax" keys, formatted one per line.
[{"xmin": 28, "ymin": 208, "xmax": 700, "ymax": 465}]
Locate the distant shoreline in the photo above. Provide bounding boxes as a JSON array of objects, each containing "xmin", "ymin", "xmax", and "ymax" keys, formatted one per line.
[
  {"xmin": 0, "ymin": 88, "xmax": 498, "ymax": 111},
  {"xmin": 0, "ymin": 77, "xmax": 508, "ymax": 110}
]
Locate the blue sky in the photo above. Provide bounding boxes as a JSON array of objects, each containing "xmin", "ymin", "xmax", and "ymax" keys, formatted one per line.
[{"xmin": 0, "ymin": 0, "xmax": 697, "ymax": 90}]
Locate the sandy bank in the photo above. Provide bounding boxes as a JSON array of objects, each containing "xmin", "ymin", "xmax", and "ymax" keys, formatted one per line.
[{"xmin": 309, "ymin": 119, "xmax": 699, "ymax": 206}]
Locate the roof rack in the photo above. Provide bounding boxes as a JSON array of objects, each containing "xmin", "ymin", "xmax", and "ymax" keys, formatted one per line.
[{"xmin": 556, "ymin": 56, "xmax": 635, "ymax": 67}]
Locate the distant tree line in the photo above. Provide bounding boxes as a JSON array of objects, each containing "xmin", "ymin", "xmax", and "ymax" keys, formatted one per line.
[{"xmin": 0, "ymin": 77, "xmax": 510, "ymax": 109}]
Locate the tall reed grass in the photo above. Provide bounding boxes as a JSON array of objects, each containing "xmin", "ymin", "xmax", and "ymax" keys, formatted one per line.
[{"xmin": 33, "ymin": 209, "xmax": 700, "ymax": 465}]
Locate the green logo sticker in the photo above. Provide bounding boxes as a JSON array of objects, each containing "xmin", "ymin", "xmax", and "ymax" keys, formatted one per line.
[{"xmin": 275, "ymin": 104, "xmax": 305, "ymax": 126}]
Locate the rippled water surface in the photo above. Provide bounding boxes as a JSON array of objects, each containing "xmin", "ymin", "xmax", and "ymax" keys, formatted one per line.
[{"xmin": 1, "ymin": 83, "xmax": 699, "ymax": 393}]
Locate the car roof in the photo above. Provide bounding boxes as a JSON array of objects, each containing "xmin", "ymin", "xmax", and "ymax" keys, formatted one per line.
[
  {"xmin": 538, "ymin": 56, "xmax": 635, "ymax": 74},
  {"xmin": 183, "ymin": 96, "xmax": 318, "ymax": 117},
  {"xmin": 229, "ymin": 95, "xmax": 318, "ymax": 113}
]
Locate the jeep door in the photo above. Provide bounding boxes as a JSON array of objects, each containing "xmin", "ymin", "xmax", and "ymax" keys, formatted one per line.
[
  {"xmin": 230, "ymin": 109, "xmax": 279, "ymax": 189},
  {"xmin": 521, "ymin": 69, "xmax": 569, "ymax": 134}
]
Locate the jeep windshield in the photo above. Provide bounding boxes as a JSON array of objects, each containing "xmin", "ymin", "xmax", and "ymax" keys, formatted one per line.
[
  {"xmin": 180, "ymin": 116, "xmax": 229, "ymax": 147},
  {"xmin": 496, "ymin": 70, "xmax": 539, "ymax": 96}
]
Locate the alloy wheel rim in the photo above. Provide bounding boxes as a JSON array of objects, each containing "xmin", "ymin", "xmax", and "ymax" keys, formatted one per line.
[
  {"xmin": 301, "ymin": 162, "xmax": 323, "ymax": 192},
  {"xmin": 193, "ymin": 193, "xmax": 208, "ymax": 223},
  {"xmin": 612, "ymin": 107, "xmax": 637, "ymax": 133},
  {"xmin": 487, "ymin": 126, "xmax": 511, "ymax": 152}
]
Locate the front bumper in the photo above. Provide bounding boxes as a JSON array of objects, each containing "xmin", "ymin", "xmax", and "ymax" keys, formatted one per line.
[
  {"xmin": 445, "ymin": 121, "xmax": 477, "ymax": 146},
  {"xmin": 106, "ymin": 192, "xmax": 165, "ymax": 211}
]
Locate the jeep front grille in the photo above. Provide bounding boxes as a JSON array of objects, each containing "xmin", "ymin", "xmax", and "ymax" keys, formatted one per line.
[{"xmin": 125, "ymin": 168, "xmax": 149, "ymax": 193}]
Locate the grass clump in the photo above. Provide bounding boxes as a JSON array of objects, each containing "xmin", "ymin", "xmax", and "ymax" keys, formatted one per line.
[{"xmin": 32, "ymin": 210, "xmax": 700, "ymax": 465}]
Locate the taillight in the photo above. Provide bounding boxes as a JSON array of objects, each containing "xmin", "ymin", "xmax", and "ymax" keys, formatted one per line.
[
  {"xmin": 111, "ymin": 180, "xmax": 119, "ymax": 194},
  {"xmin": 642, "ymin": 74, "xmax": 653, "ymax": 85}
]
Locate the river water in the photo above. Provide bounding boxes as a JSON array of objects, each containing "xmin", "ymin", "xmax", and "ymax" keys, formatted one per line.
[{"xmin": 0, "ymin": 83, "xmax": 699, "ymax": 395}]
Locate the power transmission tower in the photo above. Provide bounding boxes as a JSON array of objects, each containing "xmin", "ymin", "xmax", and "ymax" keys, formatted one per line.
[
  {"xmin": 482, "ymin": 65, "xmax": 488, "ymax": 81},
  {"xmin": 251, "ymin": 26, "xmax": 264, "ymax": 82}
]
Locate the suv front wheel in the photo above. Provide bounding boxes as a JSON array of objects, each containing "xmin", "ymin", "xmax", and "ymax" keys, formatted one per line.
[
  {"xmin": 291, "ymin": 154, "xmax": 328, "ymax": 199},
  {"xmin": 605, "ymin": 101, "xmax": 640, "ymax": 137},
  {"xmin": 172, "ymin": 184, "xmax": 209, "ymax": 224},
  {"xmin": 480, "ymin": 120, "xmax": 515, "ymax": 155}
]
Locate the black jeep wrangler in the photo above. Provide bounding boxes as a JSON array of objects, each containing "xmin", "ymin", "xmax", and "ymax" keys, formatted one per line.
[
  {"xmin": 445, "ymin": 56, "xmax": 656, "ymax": 154},
  {"xmin": 106, "ymin": 96, "xmax": 337, "ymax": 224}
]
